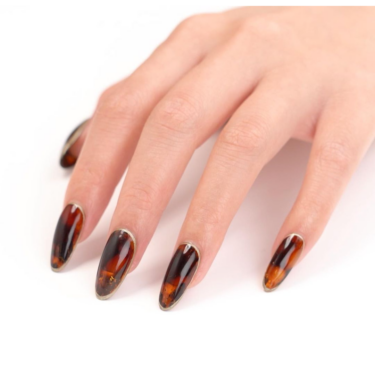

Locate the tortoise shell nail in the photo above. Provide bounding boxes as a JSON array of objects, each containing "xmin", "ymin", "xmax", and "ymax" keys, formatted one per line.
[
  {"xmin": 60, "ymin": 120, "xmax": 88, "ymax": 168},
  {"xmin": 95, "ymin": 229, "xmax": 136, "ymax": 300},
  {"xmin": 51, "ymin": 203, "xmax": 84, "ymax": 271},
  {"xmin": 263, "ymin": 234, "xmax": 304, "ymax": 292},
  {"xmin": 159, "ymin": 243, "xmax": 200, "ymax": 311}
]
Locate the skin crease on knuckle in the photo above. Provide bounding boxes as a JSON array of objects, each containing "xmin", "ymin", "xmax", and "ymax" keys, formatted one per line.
[
  {"xmin": 315, "ymin": 140, "xmax": 355, "ymax": 177},
  {"xmin": 51, "ymin": 7, "xmax": 375, "ymax": 307},
  {"xmin": 119, "ymin": 181, "xmax": 161, "ymax": 216},
  {"xmin": 147, "ymin": 92, "xmax": 202, "ymax": 142},
  {"xmin": 96, "ymin": 84, "xmax": 145, "ymax": 124},
  {"xmin": 216, "ymin": 118, "xmax": 272, "ymax": 168}
]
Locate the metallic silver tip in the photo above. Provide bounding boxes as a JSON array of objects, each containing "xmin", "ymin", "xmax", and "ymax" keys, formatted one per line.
[
  {"xmin": 263, "ymin": 279, "xmax": 276, "ymax": 293},
  {"xmin": 95, "ymin": 290, "xmax": 115, "ymax": 301}
]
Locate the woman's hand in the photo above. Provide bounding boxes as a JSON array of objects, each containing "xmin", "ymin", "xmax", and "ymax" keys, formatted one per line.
[{"xmin": 52, "ymin": 7, "xmax": 375, "ymax": 310}]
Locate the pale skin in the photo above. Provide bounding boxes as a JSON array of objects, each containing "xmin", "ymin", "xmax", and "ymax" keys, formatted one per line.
[{"xmin": 63, "ymin": 7, "xmax": 375, "ymax": 290}]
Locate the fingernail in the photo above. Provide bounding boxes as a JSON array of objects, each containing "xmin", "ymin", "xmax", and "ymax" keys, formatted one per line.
[
  {"xmin": 60, "ymin": 120, "xmax": 87, "ymax": 168},
  {"xmin": 159, "ymin": 243, "xmax": 200, "ymax": 311},
  {"xmin": 95, "ymin": 229, "xmax": 136, "ymax": 300},
  {"xmin": 51, "ymin": 203, "xmax": 84, "ymax": 272},
  {"xmin": 263, "ymin": 233, "xmax": 304, "ymax": 292}
]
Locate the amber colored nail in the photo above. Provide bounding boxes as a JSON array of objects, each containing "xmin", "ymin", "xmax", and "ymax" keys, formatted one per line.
[
  {"xmin": 263, "ymin": 233, "xmax": 304, "ymax": 292},
  {"xmin": 95, "ymin": 229, "xmax": 136, "ymax": 300},
  {"xmin": 60, "ymin": 120, "xmax": 87, "ymax": 168},
  {"xmin": 50, "ymin": 203, "xmax": 84, "ymax": 272},
  {"xmin": 159, "ymin": 243, "xmax": 200, "ymax": 311}
]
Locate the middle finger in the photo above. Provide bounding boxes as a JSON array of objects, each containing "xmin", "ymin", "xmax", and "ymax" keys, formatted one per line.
[{"xmin": 95, "ymin": 34, "xmax": 270, "ymax": 299}]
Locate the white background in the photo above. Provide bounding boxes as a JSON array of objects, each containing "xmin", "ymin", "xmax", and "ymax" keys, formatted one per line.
[{"xmin": 1, "ymin": 2, "xmax": 375, "ymax": 374}]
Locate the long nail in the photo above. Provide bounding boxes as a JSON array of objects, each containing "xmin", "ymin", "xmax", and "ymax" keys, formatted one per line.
[
  {"xmin": 159, "ymin": 243, "xmax": 200, "ymax": 311},
  {"xmin": 95, "ymin": 229, "xmax": 136, "ymax": 300},
  {"xmin": 51, "ymin": 203, "xmax": 84, "ymax": 272},
  {"xmin": 263, "ymin": 233, "xmax": 304, "ymax": 292},
  {"xmin": 60, "ymin": 120, "xmax": 87, "ymax": 168}
]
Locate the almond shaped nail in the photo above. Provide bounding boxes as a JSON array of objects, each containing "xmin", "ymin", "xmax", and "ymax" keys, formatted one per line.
[
  {"xmin": 60, "ymin": 120, "xmax": 87, "ymax": 168},
  {"xmin": 263, "ymin": 233, "xmax": 304, "ymax": 292},
  {"xmin": 51, "ymin": 203, "xmax": 84, "ymax": 272},
  {"xmin": 159, "ymin": 243, "xmax": 200, "ymax": 311},
  {"xmin": 95, "ymin": 229, "xmax": 136, "ymax": 300}
]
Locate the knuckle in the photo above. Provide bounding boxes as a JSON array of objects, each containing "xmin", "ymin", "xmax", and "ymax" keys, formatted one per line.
[
  {"xmin": 96, "ymin": 86, "xmax": 144, "ymax": 120},
  {"xmin": 121, "ymin": 182, "xmax": 158, "ymax": 213},
  {"xmin": 219, "ymin": 118, "xmax": 268, "ymax": 159},
  {"xmin": 150, "ymin": 93, "xmax": 200, "ymax": 138},
  {"xmin": 175, "ymin": 13, "xmax": 213, "ymax": 36},
  {"xmin": 237, "ymin": 16, "xmax": 286, "ymax": 42},
  {"xmin": 76, "ymin": 163, "xmax": 104, "ymax": 188},
  {"xmin": 315, "ymin": 141, "xmax": 353, "ymax": 175}
]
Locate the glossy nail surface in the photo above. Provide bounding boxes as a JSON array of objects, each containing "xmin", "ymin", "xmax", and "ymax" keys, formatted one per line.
[
  {"xmin": 60, "ymin": 120, "xmax": 87, "ymax": 168},
  {"xmin": 95, "ymin": 229, "xmax": 136, "ymax": 300},
  {"xmin": 263, "ymin": 234, "xmax": 304, "ymax": 292},
  {"xmin": 51, "ymin": 203, "xmax": 84, "ymax": 271},
  {"xmin": 159, "ymin": 243, "xmax": 200, "ymax": 311}
]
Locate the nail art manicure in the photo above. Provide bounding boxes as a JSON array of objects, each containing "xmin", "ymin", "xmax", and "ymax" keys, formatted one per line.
[
  {"xmin": 263, "ymin": 233, "xmax": 304, "ymax": 292},
  {"xmin": 159, "ymin": 243, "xmax": 200, "ymax": 311},
  {"xmin": 50, "ymin": 203, "xmax": 84, "ymax": 272},
  {"xmin": 95, "ymin": 229, "xmax": 136, "ymax": 300},
  {"xmin": 60, "ymin": 120, "xmax": 87, "ymax": 168}
]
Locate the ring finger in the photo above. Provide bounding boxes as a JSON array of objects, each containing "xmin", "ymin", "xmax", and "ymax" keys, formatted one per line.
[{"xmin": 159, "ymin": 69, "xmax": 324, "ymax": 310}]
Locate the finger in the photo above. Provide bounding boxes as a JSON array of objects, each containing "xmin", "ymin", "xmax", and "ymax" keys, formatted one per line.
[
  {"xmin": 51, "ymin": 14, "xmax": 224, "ymax": 271},
  {"xmin": 60, "ymin": 119, "xmax": 90, "ymax": 168},
  {"xmin": 263, "ymin": 91, "xmax": 375, "ymax": 291},
  {"xmin": 158, "ymin": 71, "xmax": 323, "ymax": 310},
  {"xmin": 94, "ymin": 31, "xmax": 271, "ymax": 299}
]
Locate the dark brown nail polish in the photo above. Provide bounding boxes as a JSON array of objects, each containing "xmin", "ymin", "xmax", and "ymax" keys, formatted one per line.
[
  {"xmin": 263, "ymin": 234, "xmax": 304, "ymax": 292},
  {"xmin": 159, "ymin": 243, "xmax": 200, "ymax": 311},
  {"xmin": 50, "ymin": 203, "xmax": 84, "ymax": 272},
  {"xmin": 95, "ymin": 229, "xmax": 136, "ymax": 300},
  {"xmin": 60, "ymin": 120, "xmax": 87, "ymax": 168}
]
